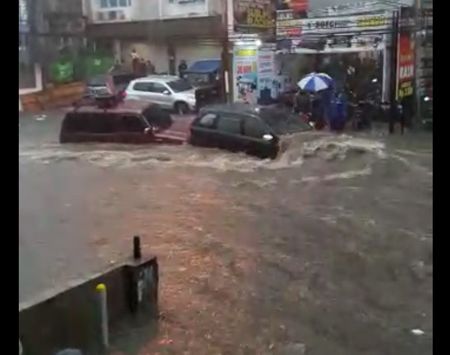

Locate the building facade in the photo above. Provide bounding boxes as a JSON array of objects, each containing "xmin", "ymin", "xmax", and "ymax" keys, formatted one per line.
[
  {"xmin": 19, "ymin": 0, "xmax": 87, "ymax": 87},
  {"xmin": 82, "ymin": 0, "xmax": 226, "ymax": 74}
]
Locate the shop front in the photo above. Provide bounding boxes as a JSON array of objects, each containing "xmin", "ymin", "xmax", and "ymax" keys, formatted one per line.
[
  {"xmin": 231, "ymin": 0, "xmax": 278, "ymax": 104},
  {"xmin": 275, "ymin": 9, "xmax": 391, "ymax": 104}
]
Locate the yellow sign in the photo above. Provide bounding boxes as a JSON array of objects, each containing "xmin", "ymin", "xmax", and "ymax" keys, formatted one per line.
[
  {"xmin": 246, "ymin": 7, "xmax": 272, "ymax": 28},
  {"xmin": 357, "ymin": 16, "xmax": 388, "ymax": 28},
  {"xmin": 235, "ymin": 49, "xmax": 257, "ymax": 57},
  {"xmin": 398, "ymin": 83, "xmax": 413, "ymax": 98}
]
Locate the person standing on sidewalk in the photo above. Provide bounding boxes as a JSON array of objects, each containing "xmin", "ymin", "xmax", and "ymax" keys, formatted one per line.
[{"xmin": 178, "ymin": 60, "xmax": 187, "ymax": 78}]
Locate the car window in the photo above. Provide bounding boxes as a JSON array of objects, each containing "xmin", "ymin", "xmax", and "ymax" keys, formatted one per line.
[
  {"xmin": 63, "ymin": 113, "xmax": 85, "ymax": 132},
  {"xmin": 88, "ymin": 75, "xmax": 107, "ymax": 87},
  {"xmin": 113, "ymin": 74, "xmax": 135, "ymax": 86},
  {"xmin": 143, "ymin": 105, "xmax": 172, "ymax": 129},
  {"xmin": 117, "ymin": 115, "xmax": 146, "ymax": 132},
  {"xmin": 197, "ymin": 113, "xmax": 217, "ymax": 128},
  {"xmin": 133, "ymin": 82, "xmax": 151, "ymax": 92},
  {"xmin": 149, "ymin": 82, "xmax": 167, "ymax": 93},
  {"xmin": 167, "ymin": 79, "xmax": 193, "ymax": 92},
  {"xmin": 89, "ymin": 113, "xmax": 115, "ymax": 133},
  {"xmin": 217, "ymin": 115, "xmax": 242, "ymax": 135},
  {"xmin": 244, "ymin": 117, "xmax": 268, "ymax": 138}
]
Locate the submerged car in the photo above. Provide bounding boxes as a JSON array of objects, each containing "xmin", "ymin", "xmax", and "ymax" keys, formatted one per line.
[
  {"xmin": 189, "ymin": 103, "xmax": 312, "ymax": 159},
  {"xmin": 60, "ymin": 99, "xmax": 195, "ymax": 145},
  {"xmin": 125, "ymin": 75, "xmax": 197, "ymax": 114}
]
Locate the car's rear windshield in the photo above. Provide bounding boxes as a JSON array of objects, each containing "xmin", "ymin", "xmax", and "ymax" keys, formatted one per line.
[
  {"xmin": 259, "ymin": 108, "xmax": 312, "ymax": 135},
  {"xmin": 167, "ymin": 79, "xmax": 193, "ymax": 93},
  {"xmin": 88, "ymin": 74, "xmax": 135, "ymax": 87},
  {"xmin": 88, "ymin": 75, "xmax": 107, "ymax": 87},
  {"xmin": 112, "ymin": 73, "xmax": 135, "ymax": 85}
]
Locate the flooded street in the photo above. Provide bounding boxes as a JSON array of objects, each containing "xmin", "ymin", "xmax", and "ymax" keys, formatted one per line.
[{"xmin": 19, "ymin": 111, "xmax": 432, "ymax": 355}]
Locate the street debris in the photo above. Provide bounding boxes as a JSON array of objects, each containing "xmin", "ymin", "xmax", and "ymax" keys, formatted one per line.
[
  {"xmin": 34, "ymin": 114, "xmax": 47, "ymax": 121},
  {"xmin": 411, "ymin": 329, "xmax": 425, "ymax": 336}
]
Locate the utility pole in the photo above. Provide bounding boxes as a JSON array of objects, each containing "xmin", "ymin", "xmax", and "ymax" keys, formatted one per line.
[
  {"xmin": 221, "ymin": 0, "xmax": 233, "ymax": 103},
  {"xmin": 389, "ymin": 10, "xmax": 399, "ymax": 134}
]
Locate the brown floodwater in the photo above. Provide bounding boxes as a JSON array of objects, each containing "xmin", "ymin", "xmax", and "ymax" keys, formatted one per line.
[{"xmin": 19, "ymin": 111, "xmax": 432, "ymax": 355}]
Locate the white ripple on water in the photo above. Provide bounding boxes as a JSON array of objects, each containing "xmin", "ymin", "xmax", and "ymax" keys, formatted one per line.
[{"xmin": 19, "ymin": 133, "xmax": 388, "ymax": 174}]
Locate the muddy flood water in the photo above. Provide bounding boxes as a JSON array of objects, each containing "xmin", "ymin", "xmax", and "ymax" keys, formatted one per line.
[{"xmin": 19, "ymin": 111, "xmax": 432, "ymax": 355}]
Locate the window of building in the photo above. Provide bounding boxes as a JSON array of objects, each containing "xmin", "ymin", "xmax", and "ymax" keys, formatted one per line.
[{"xmin": 100, "ymin": 0, "xmax": 131, "ymax": 8}]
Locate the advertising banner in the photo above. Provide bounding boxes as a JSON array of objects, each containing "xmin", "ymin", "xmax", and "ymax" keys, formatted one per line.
[
  {"xmin": 257, "ymin": 49, "xmax": 276, "ymax": 102},
  {"xmin": 233, "ymin": 48, "xmax": 258, "ymax": 103},
  {"xmin": 396, "ymin": 32, "xmax": 415, "ymax": 99},
  {"xmin": 234, "ymin": 0, "xmax": 274, "ymax": 33},
  {"xmin": 276, "ymin": 11, "xmax": 391, "ymax": 39}
]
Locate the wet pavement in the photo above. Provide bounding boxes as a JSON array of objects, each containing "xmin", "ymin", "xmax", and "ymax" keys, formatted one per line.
[{"xmin": 19, "ymin": 111, "xmax": 432, "ymax": 354}]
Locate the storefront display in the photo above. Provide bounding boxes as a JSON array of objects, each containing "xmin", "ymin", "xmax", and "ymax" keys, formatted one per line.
[{"xmin": 233, "ymin": 47, "xmax": 258, "ymax": 103}]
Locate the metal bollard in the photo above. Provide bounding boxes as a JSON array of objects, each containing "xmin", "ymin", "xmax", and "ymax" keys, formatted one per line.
[
  {"xmin": 133, "ymin": 235, "xmax": 141, "ymax": 260},
  {"xmin": 96, "ymin": 283, "xmax": 109, "ymax": 349}
]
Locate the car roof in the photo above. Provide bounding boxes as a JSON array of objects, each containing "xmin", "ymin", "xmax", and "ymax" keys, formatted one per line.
[
  {"xmin": 200, "ymin": 103, "xmax": 264, "ymax": 117},
  {"xmin": 68, "ymin": 100, "xmax": 153, "ymax": 115},
  {"xmin": 131, "ymin": 75, "xmax": 180, "ymax": 84}
]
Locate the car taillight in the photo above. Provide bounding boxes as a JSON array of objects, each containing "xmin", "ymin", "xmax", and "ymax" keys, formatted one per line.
[{"xmin": 119, "ymin": 91, "xmax": 127, "ymax": 99}]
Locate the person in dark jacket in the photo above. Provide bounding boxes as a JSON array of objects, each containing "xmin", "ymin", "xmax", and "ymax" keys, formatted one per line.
[{"xmin": 178, "ymin": 60, "xmax": 187, "ymax": 78}]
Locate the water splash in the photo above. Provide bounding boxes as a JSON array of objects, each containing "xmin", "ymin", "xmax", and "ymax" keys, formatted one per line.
[{"xmin": 19, "ymin": 133, "xmax": 387, "ymax": 174}]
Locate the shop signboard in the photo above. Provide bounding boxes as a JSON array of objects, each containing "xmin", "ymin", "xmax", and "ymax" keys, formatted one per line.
[
  {"xmin": 276, "ymin": 0, "xmax": 308, "ymax": 13},
  {"xmin": 257, "ymin": 49, "xmax": 277, "ymax": 101},
  {"xmin": 233, "ymin": 47, "xmax": 258, "ymax": 103},
  {"xmin": 396, "ymin": 32, "xmax": 415, "ymax": 99},
  {"xmin": 276, "ymin": 11, "xmax": 391, "ymax": 38},
  {"xmin": 234, "ymin": 0, "xmax": 274, "ymax": 33}
]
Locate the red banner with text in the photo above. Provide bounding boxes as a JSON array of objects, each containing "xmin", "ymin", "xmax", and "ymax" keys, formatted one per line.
[{"xmin": 396, "ymin": 32, "xmax": 415, "ymax": 99}]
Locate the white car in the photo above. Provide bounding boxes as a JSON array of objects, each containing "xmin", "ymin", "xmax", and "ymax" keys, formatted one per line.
[{"xmin": 125, "ymin": 75, "xmax": 197, "ymax": 114}]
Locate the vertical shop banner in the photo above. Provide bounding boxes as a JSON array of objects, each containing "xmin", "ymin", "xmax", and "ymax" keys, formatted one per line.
[
  {"xmin": 234, "ymin": 0, "xmax": 274, "ymax": 33},
  {"xmin": 233, "ymin": 48, "xmax": 258, "ymax": 104},
  {"xmin": 257, "ymin": 50, "xmax": 276, "ymax": 102},
  {"xmin": 396, "ymin": 32, "xmax": 415, "ymax": 99}
]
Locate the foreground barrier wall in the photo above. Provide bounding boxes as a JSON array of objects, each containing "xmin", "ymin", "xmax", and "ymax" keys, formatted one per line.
[{"xmin": 19, "ymin": 256, "xmax": 158, "ymax": 355}]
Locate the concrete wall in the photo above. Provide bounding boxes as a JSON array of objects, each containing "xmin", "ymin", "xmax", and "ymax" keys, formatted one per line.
[
  {"xmin": 19, "ymin": 64, "xmax": 43, "ymax": 112},
  {"xmin": 19, "ymin": 257, "xmax": 158, "ymax": 355}
]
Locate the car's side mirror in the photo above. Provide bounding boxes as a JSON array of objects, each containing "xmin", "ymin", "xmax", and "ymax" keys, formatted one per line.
[
  {"xmin": 144, "ymin": 126, "xmax": 153, "ymax": 135},
  {"xmin": 262, "ymin": 134, "xmax": 274, "ymax": 141},
  {"xmin": 162, "ymin": 90, "xmax": 171, "ymax": 95}
]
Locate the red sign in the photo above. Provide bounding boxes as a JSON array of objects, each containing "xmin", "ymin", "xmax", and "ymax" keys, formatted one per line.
[
  {"xmin": 397, "ymin": 32, "xmax": 415, "ymax": 99},
  {"xmin": 277, "ymin": 0, "xmax": 309, "ymax": 13},
  {"xmin": 289, "ymin": 0, "xmax": 309, "ymax": 12}
]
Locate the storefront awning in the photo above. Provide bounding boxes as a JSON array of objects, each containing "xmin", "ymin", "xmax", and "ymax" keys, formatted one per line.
[{"xmin": 185, "ymin": 59, "xmax": 221, "ymax": 74}]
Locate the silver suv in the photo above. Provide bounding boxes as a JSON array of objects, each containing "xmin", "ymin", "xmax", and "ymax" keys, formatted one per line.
[{"xmin": 125, "ymin": 75, "xmax": 196, "ymax": 113}]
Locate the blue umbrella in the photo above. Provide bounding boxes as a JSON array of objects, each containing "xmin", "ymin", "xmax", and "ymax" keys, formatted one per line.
[{"xmin": 298, "ymin": 72, "xmax": 333, "ymax": 92}]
